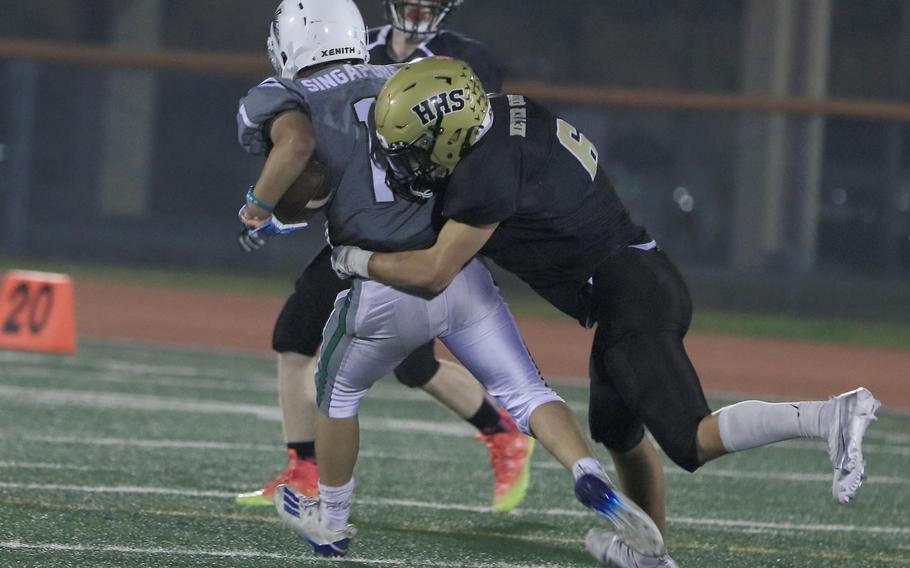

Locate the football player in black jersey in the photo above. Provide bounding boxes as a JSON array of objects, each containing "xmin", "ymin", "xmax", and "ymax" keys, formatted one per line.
[
  {"xmin": 369, "ymin": 0, "xmax": 504, "ymax": 89},
  {"xmin": 235, "ymin": 0, "xmax": 534, "ymax": 516},
  {"xmin": 331, "ymin": 57, "xmax": 881, "ymax": 567}
]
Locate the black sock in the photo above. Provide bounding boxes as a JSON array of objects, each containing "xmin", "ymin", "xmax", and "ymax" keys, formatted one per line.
[
  {"xmin": 467, "ymin": 398, "xmax": 509, "ymax": 435},
  {"xmin": 287, "ymin": 441, "xmax": 316, "ymax": 461}
]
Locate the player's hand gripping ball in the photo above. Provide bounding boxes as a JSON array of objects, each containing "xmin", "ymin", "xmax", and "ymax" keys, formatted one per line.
[{"xmin": 238, "ymin": 159, "xmax": 333, "ymax": 253}]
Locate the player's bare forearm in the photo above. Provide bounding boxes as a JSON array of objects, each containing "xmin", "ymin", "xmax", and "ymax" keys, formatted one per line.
[
  {"xmin": 246, "ymin": 110, "xmax": 317, "ymax": 219},
  {"xmin": 367, "ymin": 220, "xmax": 498, "ymax": 294},
  {"xmin": 368, "ymin": 248, "xmax": 453, "ymax": 296},
  {"xmin": 254, "ymin": 140, "xmax": 311, "ymax": 203}
]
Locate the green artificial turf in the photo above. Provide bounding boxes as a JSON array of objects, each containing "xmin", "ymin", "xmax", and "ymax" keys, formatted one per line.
[{"xmin": 0, "ymin": 341, "xmax": 907, "ymax": 567}]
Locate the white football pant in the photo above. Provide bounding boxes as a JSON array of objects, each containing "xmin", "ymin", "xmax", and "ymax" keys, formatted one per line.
[{"xmin": 315, "ymin": 259, "xmax": 563, "ymax": 433}]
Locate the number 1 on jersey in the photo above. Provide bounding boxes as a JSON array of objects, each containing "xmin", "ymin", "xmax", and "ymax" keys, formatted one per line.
[
  {"xmin": 354, "ymin": 97, "xmax": 395, "ymax": 203},
  {"xmin": 556, "ymin": 118, "xmax": 599, "ymax": 181}
]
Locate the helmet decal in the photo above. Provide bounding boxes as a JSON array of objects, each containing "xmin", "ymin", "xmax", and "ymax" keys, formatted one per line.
[{"xmin": 411, "ymin": 89, "xmax": 466, "ymax": 126}]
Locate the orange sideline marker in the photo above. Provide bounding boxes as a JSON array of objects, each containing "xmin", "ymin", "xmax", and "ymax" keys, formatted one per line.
[{"xmin": 0, "ymin": 270, "xmax": 77, "ymax": 354}]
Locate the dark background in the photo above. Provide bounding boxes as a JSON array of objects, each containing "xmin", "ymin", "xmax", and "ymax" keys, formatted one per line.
[{"xmin": 1, "ymin": 1, "xmax": 909, "ymax": 320}]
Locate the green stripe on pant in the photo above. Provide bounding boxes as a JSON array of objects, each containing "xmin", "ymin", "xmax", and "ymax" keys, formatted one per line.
[{"xmin": 316, "ymin": 292, "xmax": 352, "ymax": 409}]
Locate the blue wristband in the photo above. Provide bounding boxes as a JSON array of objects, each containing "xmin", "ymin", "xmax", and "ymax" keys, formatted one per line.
[{"xmin": 246, "ymin": 186, "xmax": 274, "ymax": 213}]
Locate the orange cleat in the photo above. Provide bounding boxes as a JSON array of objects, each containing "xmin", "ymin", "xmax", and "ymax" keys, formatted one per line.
[
  {"xmin": 235, "ymin": 449, "xmax": 319, "ymax": 506},
  {"xmin": 477, "ymin": 410, "xmax": 535, "ymax": 513}
]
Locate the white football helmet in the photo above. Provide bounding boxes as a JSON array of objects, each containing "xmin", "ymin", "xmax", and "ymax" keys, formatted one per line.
[
  {"xmin": 267, "ymin": 0, "xmax": 369, "ymax": 79},
  {"xmin": 383, "ymin": 0, "xmax": 464, "ymax": 37}
]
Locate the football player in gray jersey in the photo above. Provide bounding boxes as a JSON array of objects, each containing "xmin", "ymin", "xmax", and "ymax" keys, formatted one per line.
[
  {"xmin": 237, "ymin": 0, "xmax": 666, "ymax": 560},
  {"xmin": 234, "ymin": 0, "xmax": 532, "ymax": 515}
]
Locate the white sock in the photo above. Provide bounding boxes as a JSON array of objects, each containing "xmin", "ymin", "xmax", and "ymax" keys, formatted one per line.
[
  {"xmin": 319, "ymin": 478, "xmax": 355, "ymax": 531},
  {"xmin": 571, "ymin": 457, "xmax": 607, "ymax": 482},
  {"xmin": 716, "ymin": 399, "xmax": 833, "ymax": 453}
]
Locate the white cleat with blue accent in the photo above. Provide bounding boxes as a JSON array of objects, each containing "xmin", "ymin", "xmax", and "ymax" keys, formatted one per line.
[
  {"xmin": 586, "ymin": 529, "xmax": 679, "ymax": 568},
  {"xmin": 574, "ymin": 473, "xmax": 666, "ymax": 557},
  {"xmin": 275, "ymin": 484, "xmax": 356, "ymax": 557},
  {"xmin": 827, "ymin": 387, "xmax": 881, "ymax": 504}
]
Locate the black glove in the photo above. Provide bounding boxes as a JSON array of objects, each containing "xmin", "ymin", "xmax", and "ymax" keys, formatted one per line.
[{"xmin": 238, "ymin": 227, "xmax": 267, "ymax": 252}]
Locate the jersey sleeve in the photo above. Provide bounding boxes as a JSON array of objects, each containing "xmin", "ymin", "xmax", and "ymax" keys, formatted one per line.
[
  {"xmin": 442, "ymin": 140, "xmax": 520, "ymax": 226},
  {"xmin": 237, "ymin": 78, "xmax": 307, "ymax": 156}
]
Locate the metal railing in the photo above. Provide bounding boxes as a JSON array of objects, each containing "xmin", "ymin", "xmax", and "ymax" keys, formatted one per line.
[{"xmin": 3, "ymin": 39, "xmax": 910, "ymax": 121}]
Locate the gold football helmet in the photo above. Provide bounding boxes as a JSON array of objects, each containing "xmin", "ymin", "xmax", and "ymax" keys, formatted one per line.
[{"xmin": 373, "ymin": 57, "xmax": 489, "ymax": 200}]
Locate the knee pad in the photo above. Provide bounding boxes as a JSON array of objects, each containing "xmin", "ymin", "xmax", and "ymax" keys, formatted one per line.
[{"xmin": 394, "ymin": 342, "xmax": 440, "ymax": 388}]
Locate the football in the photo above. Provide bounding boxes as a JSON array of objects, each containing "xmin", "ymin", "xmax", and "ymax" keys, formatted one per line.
[{"xmin": 273, "ymin": 159, "xmax": 332, "ymax": 224}]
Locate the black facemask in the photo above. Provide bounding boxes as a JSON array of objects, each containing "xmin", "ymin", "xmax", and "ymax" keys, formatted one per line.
[{"xmin": 381, "ymin": 140, "xmax": 448, "ymax": 201}]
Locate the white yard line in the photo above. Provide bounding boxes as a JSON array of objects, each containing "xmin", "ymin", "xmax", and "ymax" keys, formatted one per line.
[
  {"xmin": 3, "ymin": 384, "xmax": 909, "ymax": 457},
  {"xmin": 0, "ymin": 438, "xmax": 910, "ymax": 485},
  {"xmin": 11, "ymin": 363, "xmax": 910, "ymax": 439},
  {"xmin": 0, "ymin": 540, "xmax": 563, "ymax": 568},
  {"xmin": 5, "ymin": 366, "xmax": 277, "ymax": 393},
  {"xmin": 6, "ymin": 434, "xmax": 276, "ymax": 452},
  {"xmin": 0, "ymin": 384, "xmax": 284, "ymax": 420},
  {"xmin": 1, "ymin": 384, "xmax": 908, "ymax": 458},
  {"xmin": 0, "ymin": 352, "xmax": 62, "ymax": 365},
  {"xmin": 0, "ymin": 364, "xmax": 585, "ymax": 410},
  {"xmin": 0, "ymin": 482, "xmax": 235, "ymax": 498},
  {"xmin": 0, "ymin": 541, "xmax": 298, "ymax": 562},
  {"xmin": 0, "ymin": 351, "xmax": 254, "ymax": 381},
  {"xmin": 0, "ymin": 461, "xmax": 102, "ymax": 472},
  {"xmin": 3, "ymin": 357, "xmax": 907, "ymax": 437},
  {"xmin": 3, "ymin": 436, "xmax": 908, "ymax": 486},
  {"xmin": 0, "ymin": 384, "xmax": 483, "ymax": 436},
  {"xmin": 1, "ymin": 482, "xmax": 907, "ymax": 538}
]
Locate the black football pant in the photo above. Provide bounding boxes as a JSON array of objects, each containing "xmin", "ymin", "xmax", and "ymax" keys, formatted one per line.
[
  {"xmin": 272, "ymin": 245, "xmax": 440, "ymax": 387},
  {"xmin": 588, "ymin": 247, "xmax": 711, "ymax": 472}
]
